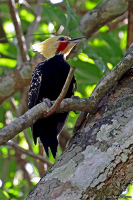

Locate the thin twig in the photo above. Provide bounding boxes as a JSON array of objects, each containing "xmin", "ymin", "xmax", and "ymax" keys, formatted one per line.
[
  {"xmin": 14, "ymin": 144, "xmax": 32, "ymax": 185},
  {"xmin": 8, "ymin": 0, "xmax": 29, "ymax": 62},
  {"xmin": 107, "ymin": 12, "xmax": 128, "ymax": 32},
  {"xmin": 0, "ymin": 15, "xmax": 8, "ymax": 43},
  {"xmin": 6, "ymin": 141, "xmax": 53, "ymax": 167},
  {"xmin": 0, "ymin": 33, "xmax": 56, "ymax": 42},
  {"xmin": 126, "ymin": 10, "xmax": 133, "ymax": 50},
  {"xmin": 45, "ymin": 66, "xmax": 76, "ymax": 117}
]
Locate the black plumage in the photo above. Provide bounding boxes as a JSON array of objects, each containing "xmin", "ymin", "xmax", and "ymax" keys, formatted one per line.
[{"xmin": 28, "ymin": 54, "xmax": 76, "ymax": 158}]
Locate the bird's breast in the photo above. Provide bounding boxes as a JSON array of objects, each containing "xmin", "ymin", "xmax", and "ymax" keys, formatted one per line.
[{"xmin": 37, "ymin": 58, "xmax": 75, "ymax": 102}]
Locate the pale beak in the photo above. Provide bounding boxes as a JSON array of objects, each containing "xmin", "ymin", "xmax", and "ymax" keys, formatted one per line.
[{"xmin": 68, "ymin": 36, "xmax": 86, "ymax": 43}]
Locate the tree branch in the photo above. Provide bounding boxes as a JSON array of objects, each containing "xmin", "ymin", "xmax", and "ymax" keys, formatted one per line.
[
  {"xmin": 0, "ymin": 43, "xmax": 133, "ymax": 145},
  {"xmin": 0, "ymin": 14, "xmax": 8, "ymax": 43},
  {"xmin": 8, "ymin": 0, "xmax": 29, "ymax": 62},
  {"xmin": 0, "ymin": 53, "xmax": 45, "ymax": 105},
  {"xmin": 107, "ymin": 11, "xmax": 128, "ymax": 32},
  {"xmin": 6, "ymin": 141, "xmax": 53, "ymax": 167},
  {"xmin": 127, "ymin": 10, "xmax": 133, "ymax": 49},
  {"xmin": 78, "ymin": 0, "xmax": 131, "ymax": 39},
  {"xmin": 68, "ymin": 0, "xmax": 132, "ymax": 59}
]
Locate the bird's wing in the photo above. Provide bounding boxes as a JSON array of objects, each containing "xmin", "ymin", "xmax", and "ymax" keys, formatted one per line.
[{"xmin": 28, "ymin": 64, "xmax": 43, "ymax": 109}]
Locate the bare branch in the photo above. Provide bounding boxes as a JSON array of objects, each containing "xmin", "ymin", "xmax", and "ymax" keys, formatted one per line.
[
  {"xmin": 68, "ymin": 0, "xmax": 132, "ymax": 59},
  {"xmin": 127, "ymin": 10, "xmax": 133, "ymax": 49},
  {"xmin": 0, "ymin": 33, "xmax": 55, "ymax": 43},
  {"xmin": 107, "ymin": 11, "xmax": 128, "ymax": 32},
  {"xmin": 8, "ymin": 0, "xmax": 29, "ymax": 62},
  {"xmin": 6, "ymin": 141, "xmax": 53, "ymax": 167},
  {"xmin": 78, "ymin": 0, "xmax": 131, "ymax": 39},
  {"xmin": 0, "ymin": 15, "xmax": 8, "ymax": 43},
  {"xmin": 13, "ymin": 144, "xmax": 32, "ymax": 186},
  {"xmin": 45, "ymin": 66, "xmax": 76, "ymax": 117},
  {"xmin": 1, "ymin": 44, "xmax": 133, "ymax": 145}
]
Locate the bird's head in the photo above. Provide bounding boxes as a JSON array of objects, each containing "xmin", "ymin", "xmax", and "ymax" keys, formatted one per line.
[{"xmin": 32, "ymin": 35, "xmax": 85, "ymax": 59}]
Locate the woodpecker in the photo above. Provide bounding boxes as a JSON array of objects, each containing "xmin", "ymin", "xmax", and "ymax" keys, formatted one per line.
[{"xmin": 28, "ymin": 35, "xmax": 85, "ymax": 158}]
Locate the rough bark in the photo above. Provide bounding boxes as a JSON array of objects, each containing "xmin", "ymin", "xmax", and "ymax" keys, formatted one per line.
[
  {"xmin": 68, "ymin": 0, "xmax": 133, "ymax": 58},
  {"xmin": 24, "ymin": 68, "xmax": 133, "ymax": 200},
  {"xmin": 78, "ymin": 0, "xmax": 132, "ymax": 39}
]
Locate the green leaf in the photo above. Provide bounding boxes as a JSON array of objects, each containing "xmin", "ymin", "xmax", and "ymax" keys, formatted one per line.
[
  {"xmin": 84, "ymin": 46, "xmax": 106, "ymax": 72},
  {"xmin": 100, "ymin": 32, "xmax": 124, "ymax": 58},
  {"xmin": 2, "ymin": 190, "xmax": 9, "ymax": 199},
  {"xmin": 65, "ymin": 2, "xmax": 80, "ymax": 30},
  {"xmin": 85, "ymin": 0, "xmax": 103, "ymax": 9},
  {"xmin": 19, "ymin": 9, "xmax": 35, "ymax": 23},
  {"xmin": 69, "ymin": 29, "xmax": 83, "ymax": 38},
  {"xmin": 66, "ymin": 2, "xmax": 72, "ymax": 30},
  {"xmin": 0, "ymin": 58, "xmax": 16, "ymax": 68},
  {"xmin": 0, "ymin": 43, "xmax": 17, "ymax": 59},
  {"xmin": 42, "ymin": 3, "xmax": 66, "ymax": 27},
  {"xmin": 68, "ymin": 58, "xmax": 103, "ymax": 85}
]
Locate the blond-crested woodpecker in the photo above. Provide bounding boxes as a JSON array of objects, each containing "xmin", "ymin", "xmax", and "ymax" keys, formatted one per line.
[{"xmin": 28, "ymin": 35, "xmax": 85, "ymax": 157}]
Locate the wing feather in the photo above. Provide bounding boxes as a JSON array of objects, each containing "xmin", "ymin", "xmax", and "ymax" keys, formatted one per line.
[{"xmin": 28, "ymin": 63, "xmax": 43, "ymax": 109}]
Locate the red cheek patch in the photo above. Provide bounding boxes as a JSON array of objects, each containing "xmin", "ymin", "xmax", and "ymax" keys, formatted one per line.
[{"xmin": 57, "ymin": 41, "xmax": 69, "ymax": 52}]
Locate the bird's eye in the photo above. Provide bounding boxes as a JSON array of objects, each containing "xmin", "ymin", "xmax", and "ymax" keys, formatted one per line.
[{"xmin": 57, "ymin": 37, "xmax": 66, "ymax": 41}]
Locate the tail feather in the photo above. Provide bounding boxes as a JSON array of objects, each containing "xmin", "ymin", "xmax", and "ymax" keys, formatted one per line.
[
  {"xmin": 39, "ymin": 123, "xmax": 58, "ymax": 158},
  {"xmin": 31, "ymin": 125, "xmax": 38, "ymax": 145},
  {"xmin": 32, "ymin": 113, "xmax": 68, "ymax": 158}
]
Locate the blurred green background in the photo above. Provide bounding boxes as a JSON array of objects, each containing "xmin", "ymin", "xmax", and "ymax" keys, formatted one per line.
[{"xmin": 0, "ymin": 0, "xmax": 132, "ymax": 199}]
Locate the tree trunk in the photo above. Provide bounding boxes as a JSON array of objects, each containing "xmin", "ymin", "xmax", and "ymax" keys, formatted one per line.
[{"xmin": 25, "ymin": 68, "xmax": 133, "ymax": 199}]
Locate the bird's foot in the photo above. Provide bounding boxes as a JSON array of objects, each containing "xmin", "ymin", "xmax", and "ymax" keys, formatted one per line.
[
  {"xmin": 43, "ymin": 98, "xmax": 53, "ymax": 108},
  {"xmin": 41, "ymin": 98, "xmax": 53, "ymax": 118}
]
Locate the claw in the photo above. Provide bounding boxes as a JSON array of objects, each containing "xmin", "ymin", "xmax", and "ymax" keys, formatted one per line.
[
  {"xmin": 43, "ymin": 98, "xmax": 53, "ymax": 108},
  {"xmin": 41, "ymin": 98, "xmax": 53, "ymax": 118}
]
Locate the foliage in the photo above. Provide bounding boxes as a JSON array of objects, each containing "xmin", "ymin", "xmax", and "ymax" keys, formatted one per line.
[{"xmin": 0, "ymin": 0, "xmax": 131, "ymax": 199}]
